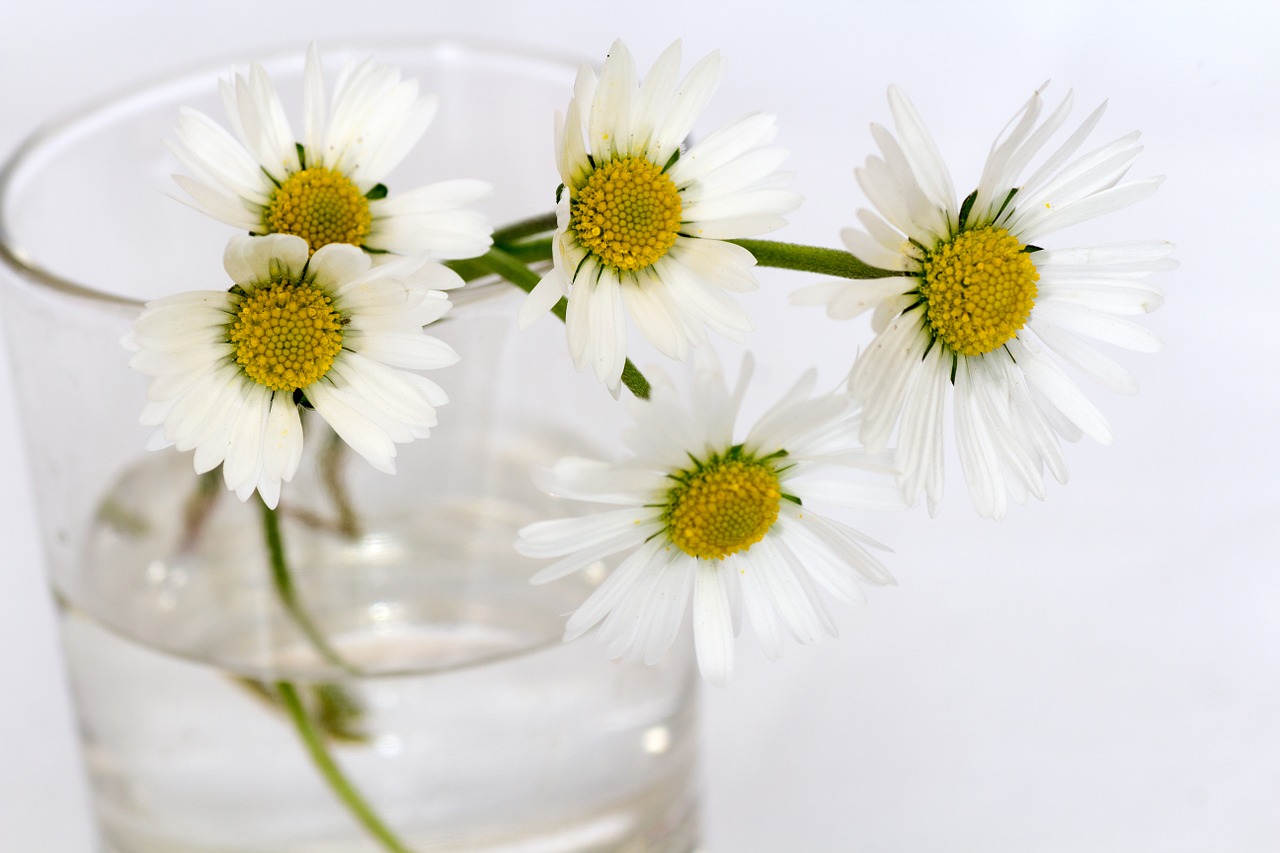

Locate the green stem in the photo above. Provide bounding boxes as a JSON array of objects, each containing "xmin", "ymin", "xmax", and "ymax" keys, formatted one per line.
[
  {"xmin": 277, "ymin": 682, "xmax": 415, "ymax": 853},
  {"xmin": 259, "ymin": 499, "xmax": 358, "ymax": 675},
  {"xmin": 475, "ymin": 247, "xmax": 651, "ymax": 400},
  {"xmin": 491, "ymin": 211, "xmax": 558, "ymax": 245},
  {"xmin": 729, "ymin": 239, "xmax": 905, "ymax": 279},
  {"xmin": 447, "ymin": 240, "xmax": 553, "ymax": 283}
]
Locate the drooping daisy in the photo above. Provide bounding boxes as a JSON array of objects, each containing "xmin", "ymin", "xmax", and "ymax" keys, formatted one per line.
[
  {"xmin": 516, "ymin": 355, "xmax": 898, "ymax": 686},
  {"xmin": 170, "ymin": 45, "xmax": 492, "ymax": 259},
  {"xmin": 124, "ymin": 233, "xmax": 461, "ymax": 508},
  {"xmin": 517, "ymin": 39, "xmax": 801, "ymax": 394},
  {"xmin": 793, "ymin": 85, "xmax": 1174, "ymax": 518}
]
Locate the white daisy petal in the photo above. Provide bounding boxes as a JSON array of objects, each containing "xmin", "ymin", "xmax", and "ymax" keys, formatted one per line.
[
  {"xmin": 171, "ymin": 109, "xmax": 273, "ymax": 203},
  {"xmin": 588, "ymin": 40, "xmax": 634, "ymax": 163},
  {"xmin": 837, "ymin": 226, "xmax": 909, "ymax": 273},
  {"xmin": 1030, "ymin": 320, "xmax": 1139, "ymax": 394},
  {"xmin": 518, "ymin": 267, "xmax": 569, "ymax": 329},
  {"xmin": 307, "ymin": 381, "xmax": 397, "ymax": 474},
  {"xmin": 885, "ymin": 85, "xmax": 955, "ymax": 211},
  {"xmin": 1008, "ymin": 337, "xmax": 1113, "ymax": 444},
  {"xmin": 666, "ymin": 238, "xmax": 758, "ymax": 293},
  {"xmin": 739, "ymin": 554, "xmax": 784, "ymax": 660},
  {"xmin": 626, "ymin": 285, "xmax": 690, "ymax": 362},
  {"xmin": 630, "ymin": 40, "xmax": 682, "ymax": 155},
  {"xmin": 547, "ymin": 40, "xmax": 793, "ymax": 390},
  {"xmin": 895, "ymin": 342, "xmax": 948, "ymax": 511},
  {"xmin": 302, "ymin": 44, "xmax": 326, "ymax": 160},
  {"xmin": 669, "ymin": 113, "xmax": 779, "ymax": 186},
  {"xmin": 127, "ymin": 230, "xmax": 455, "ymax": 506},
  {"xmin": 651, "ymin": 49, "xmax": 723, "ymax": 163},
  {"xmin": 693, "ymin": 564, "xmax": 735, "ymax": 687},
  {"xmin": 170, "ymin": 175, "xmax": 261, "ymax": 231},
  {"xmin": 345, "ymin": 330, "xmax": 459, "ymax": 370},
  {"xmin": 262, "ymin": 390, "xmax": 304, "ymax": 484},
  {"xmin": 640, "ymin": 559, "xmax": 695, "ymax": 665},
  {"xmin": 519, "ymin": 354, "xmax": 898, "ymax": 684},
  {"xmin": 171, "ymin": 47, "xmax": 490, "ymax": 261},
  {"xmin": 222, "ymin": 383, "xmax": 271, "ymax": 497},
  {"xmin": 562, "ymin": 540, "xmax": 663, "ymax": 642},
  {"xmin": 797, "ymin": 85, "xmax": 1169, "ymax": 514},
  {"xmin": 772, "ymin": 517, "xmax": 868, "ymax": 606},
  {"xmin": 750, "ymin": 537, "xmax": 825, "ymax": 645},
  {"xmin": 518, "ymin": 507, "xmax": 656, "ymax": 560},
  {"xmin": 1031, "ymin": 301, "xmax": 1162, "ymax": 352}
]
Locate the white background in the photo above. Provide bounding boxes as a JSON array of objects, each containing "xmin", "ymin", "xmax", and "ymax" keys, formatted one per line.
[{"xmin": 1, "ymin": 1, "xmax": 1277, "ymax": 851}]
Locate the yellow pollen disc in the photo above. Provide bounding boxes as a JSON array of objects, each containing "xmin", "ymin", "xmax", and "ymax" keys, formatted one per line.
[
  {"xmin": 228, "ymin": 279, "xmax": 344, "ymax": 392},
  {"xmin": 920, "ymin": 226, "xmax": 1039, "ymax": 357},
  {"xmin": 264, "ymin": 167, "xmax": 372, "ymax": 253},
  {"xmin": 571, "ymin": 156, "xmax": 682, "ymax": 272},
  {"xmin": 664, "ymin": 457, "xmax": 782, "ymax": 561}
]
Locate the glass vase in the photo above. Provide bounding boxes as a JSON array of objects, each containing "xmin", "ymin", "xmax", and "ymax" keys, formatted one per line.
[{"xmin": 0, "ymin": 39, "xmax": 700, "ymax": 853}]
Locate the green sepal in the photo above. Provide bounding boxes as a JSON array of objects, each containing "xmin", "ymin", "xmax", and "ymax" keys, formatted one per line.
[
  {"xmin": 958, "ymin": 189, "xmax": 978, "ymax": 230},
  {"xmin": 365, "ymin": 183, "xmax": 388, "ymax": 201}
]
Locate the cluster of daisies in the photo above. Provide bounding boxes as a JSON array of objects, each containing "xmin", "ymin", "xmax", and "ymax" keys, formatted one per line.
[
  {"xmin": 126, "ymin": 40, "xmax": 1170, "ymax": 685},
  {"xmin": 128, "ymin": 46, "xmax": 493, "ymax": 509}
]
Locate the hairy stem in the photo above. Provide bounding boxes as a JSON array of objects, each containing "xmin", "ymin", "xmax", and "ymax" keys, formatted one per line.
[
  {"xmin": 729, "ymin": 239, "xmax": 905, "ymax": 279},
  {"xmin": 491, "ymin": 211, "xmax": 558, "ymax": 245}
]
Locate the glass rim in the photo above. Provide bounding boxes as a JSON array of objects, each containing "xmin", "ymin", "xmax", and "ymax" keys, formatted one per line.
[{"xmin": 0, "ymin": 34, "xmax": 583, "ymax": 309}]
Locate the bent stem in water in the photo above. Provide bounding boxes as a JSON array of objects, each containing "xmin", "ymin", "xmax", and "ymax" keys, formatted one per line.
[
  {"xmin": 277, "ymin": 681, "xmax": 417, "ymax": 853},
  {"xmin": 260, "ymin": 499, "xmax": 412, "ymax": 851},
  {"xmin": 260, "ymin": 499, "xmax": 359, "ymax": 675}
]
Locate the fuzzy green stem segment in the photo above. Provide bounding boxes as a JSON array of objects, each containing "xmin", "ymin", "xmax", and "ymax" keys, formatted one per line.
[
  {"xmin": 259, "ymin": 499, "xmax": 358, "ymax": 675},
  {"xmin": 492, "ymin": 211, "xmax": 558, "ymax": 245},
  {"xmin": 475, "ymin": 247, "xmax": 651, "ymax": 400},
  {"xmin": 729, "ymin": 239, "xmax": 905, "ymax": 279},
  {"xmin": 277, "ymin": 682, "xmax": 416, "ymax": 853},
  {"xmin": 484, "ymin": 210, "xmax": 905, "ymax": 282}
]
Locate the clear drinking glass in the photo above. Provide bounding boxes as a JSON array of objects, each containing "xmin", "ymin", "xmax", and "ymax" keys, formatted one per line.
[{"xmin": 0, "ymin": 39, "xmax": 700, "ymax": 853}]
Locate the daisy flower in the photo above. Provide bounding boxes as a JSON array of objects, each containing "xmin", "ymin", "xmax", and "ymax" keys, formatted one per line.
[
  {"xmin": 170, "ymin": 45, "xmax": 492, "ymax": 259},
  {"xmin": 517, "ymin": 39, "xmax": 801, "ymax": 394},
  {"xmin": 516, "ymin": 355, "xmax": 898, "ymax": 686},
  {"xmin": 793, "ymin": 85, "xmax": 1174, "ymax": 518},
  {"xmin": 124, "ymin": 233, "xmax": 461, "ymax": 508}
]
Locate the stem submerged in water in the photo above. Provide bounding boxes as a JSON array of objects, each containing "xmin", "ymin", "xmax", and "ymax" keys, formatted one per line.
[
  {"xmin": 277, "ymin": 681, "xmax": 417, "ymax": 853},
  {"xmin": 259, "ymin": 499, "xmax": 357, "ymax": 675},
  {"xmin": 259, "ymin": 498, "xmax": 414, "ymax": 852}
]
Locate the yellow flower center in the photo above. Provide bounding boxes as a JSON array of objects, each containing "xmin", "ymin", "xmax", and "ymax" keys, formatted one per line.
[
  {"xmin": 263, "ymin": 167, "xmax": 372, "ymax": 253},
  {"xmin": 571, "ymin": 156, "xmax": 682, "ymax": 272},
  {"xmin": 228, "ymin": 277, "xmax": 345, "ymax": 392},
  {"xmin": 920, "ymin": 226, "xmax": 1039, "ymax": 356},
  {"xmin": 664, "ymin": 454, "xmax": 782, "ymax": 561}
]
